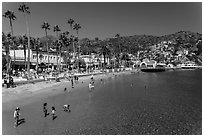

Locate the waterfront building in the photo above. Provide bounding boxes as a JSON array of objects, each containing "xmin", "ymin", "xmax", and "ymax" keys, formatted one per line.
[
  {"xmin": 167, "ymin": 63, "xmax": 174, "ymax": 68},
  {"xmin": 80, "ymin": 53, "xmax": 110, "ymax": 69},
  {"xmin": 140, "ymin": 60, "xmax": 157, "ymax": 68},
  {"xmin": 8, "ymin": 49, "xmax": 65, "ymax": 70}
]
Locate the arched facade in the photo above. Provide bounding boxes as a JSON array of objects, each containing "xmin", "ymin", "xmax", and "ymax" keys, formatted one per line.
[{"xmin": 140, "ymin": 62, "xmax": 147, "ymax": 68}]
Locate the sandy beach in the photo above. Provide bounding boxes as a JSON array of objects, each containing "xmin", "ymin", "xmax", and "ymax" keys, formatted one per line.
[{"xmin": 2, "ymin": 71, "xmax": 130, "ymax": 134}]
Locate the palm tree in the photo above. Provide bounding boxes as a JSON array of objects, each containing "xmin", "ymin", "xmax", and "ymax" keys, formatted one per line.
[
  {"xmin": 56, "ymin": 40, "xmax": 62, "ymax": 71},
  {"xmin": 73, "ymin": 23, "xmax": 82, "ymax": 71},
  {"xmin": 67, "ymin": 18, "xmax": 75, "ymax": 57},
  {"xmin": 18, "ymin": 3, "xmax": 31, "ymax": 78},
  {"xmin": 59, "ymin": 31, "xmax": 70, "ymax": 68},
  {"xmin": 53, "ymin": 25, "xmax": 61, "ymax": 71},
  {"xmin": 21, "ymin": 35, "xmax": 27, "ymax": 69},
  {"xmin": 41, "ymin": 21, "xmax": 50, "ymax": 69},
  {"xmin": 3, "ymin": 10, "xmax": 16, "ymax": 74},
  {"xmin": 35, "ymin": 38, "xmax": 41, "ymax": 72},
  {"xmin": 100, "ymin": 42, "xmax": 110, "ymax": 70},
  {"xmin": 53, "ymin": 25, "xmax": 61, "ymax": 38},
  {"xmin": 3, "ymin": 33, "xmax": 12, "ymax": 74},
  {"xmin": 73, "ymin": 23, "xmax": 82, "ymax": 56}
]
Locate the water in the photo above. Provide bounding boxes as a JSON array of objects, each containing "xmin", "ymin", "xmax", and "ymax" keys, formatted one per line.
[
  {"xmin": 76, "ymin": 70, "xmax": 202, "ymax": 135},
  {"xmin": 2, "ymin": 70, "xmax": 202, "ymax": 135}
]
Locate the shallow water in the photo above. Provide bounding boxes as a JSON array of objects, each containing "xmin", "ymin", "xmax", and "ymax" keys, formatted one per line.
[{"xmin": 2, "ymin": 70, "xmax": 202, "ymax": 135}]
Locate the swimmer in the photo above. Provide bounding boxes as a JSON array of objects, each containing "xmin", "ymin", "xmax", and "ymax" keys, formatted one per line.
[
  {"xmin": 89, "ymin": 82, "xmax": 94, "ymax": 90},
  {"xmin": 89, "ymin": 82, "xmax": 92, "ymax": 90}
]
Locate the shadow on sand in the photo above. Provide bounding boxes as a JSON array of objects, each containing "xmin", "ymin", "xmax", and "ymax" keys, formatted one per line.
[{"xmin": 17, "ymin": 118, "xmax": 25, "ymax": 127}]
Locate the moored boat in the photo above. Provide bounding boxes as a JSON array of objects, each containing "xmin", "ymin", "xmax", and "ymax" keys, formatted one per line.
[{"xmin": 181, "ymin": 63, "xmax": 201, "ymax": 70}]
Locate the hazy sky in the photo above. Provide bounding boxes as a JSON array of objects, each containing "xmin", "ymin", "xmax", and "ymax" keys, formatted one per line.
[{"xmin": 2, "ymin": 2, "xmax": 202, "ymax": 40}]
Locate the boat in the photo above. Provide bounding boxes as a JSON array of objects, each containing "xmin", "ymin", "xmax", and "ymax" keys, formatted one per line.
[{"xmin": 181, "ymin": 63, "xmax": 201, "ymax": 70}]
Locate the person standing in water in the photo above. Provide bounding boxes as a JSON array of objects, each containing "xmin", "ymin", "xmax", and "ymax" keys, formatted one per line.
[{"xmin": 89, "ymin": 81, "xmax": 94, "ymax": 91}]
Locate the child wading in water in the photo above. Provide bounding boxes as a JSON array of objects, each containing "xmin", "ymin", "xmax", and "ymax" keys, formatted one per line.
[
  {"xmin": 43, "ymin": 103, "xmax": 49, "ymax": 117},
  {"xmin": 14, "ymin": 107, "xmax": 20, "ymax": 127},
  {"xmin": 89, "ymin": 81, "xmax": 94, "ymax": 91},
  {"xmin": 51, "ymin": 106, "xmax": 57, "ymax": 120}
]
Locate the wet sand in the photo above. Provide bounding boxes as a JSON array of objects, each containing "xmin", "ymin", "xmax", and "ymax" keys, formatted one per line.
[{"xmin": 2, "ymin": 70, "xmax": 202, "ymax": 135}]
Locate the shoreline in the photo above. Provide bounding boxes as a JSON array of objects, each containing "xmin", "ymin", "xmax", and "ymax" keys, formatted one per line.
[{"xmin": 2, "ymin": 70, "xmax": 131, "ymax": 110}]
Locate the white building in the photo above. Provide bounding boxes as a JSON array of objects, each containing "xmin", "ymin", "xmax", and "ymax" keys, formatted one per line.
[
  {"xmin": 9, "ymin": 49, "xmax": 65, "ymax": 69},
  {"xmin": 80, "ymin": 53, "xmax": 110, "ymax": 68}
]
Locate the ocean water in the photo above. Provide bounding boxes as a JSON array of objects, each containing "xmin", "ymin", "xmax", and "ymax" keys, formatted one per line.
[{"xmin": 76, "ymin": 70, "xmax": 202, "ymax": 135}]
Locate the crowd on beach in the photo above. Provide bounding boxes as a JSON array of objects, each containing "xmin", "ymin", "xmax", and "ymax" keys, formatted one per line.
[
  {"xmin": 2, "ymin": 67, "xmax": 92, "ymax": 88},
  {"xmin": 12, "ymin": 73, "xmax": 97, "ymax": 127},
  {"xmin": 3, "ymin": 67, "xmax": 136, "ymax": 128},
  {"xmin": 2, "ymin": 67, "xmax": 134, "ymax": 89}
]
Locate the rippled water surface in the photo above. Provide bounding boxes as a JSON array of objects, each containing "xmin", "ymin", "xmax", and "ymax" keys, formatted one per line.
[{"xmin": 76, "ymin": 70, "xmax": 202, "ymax": 135}]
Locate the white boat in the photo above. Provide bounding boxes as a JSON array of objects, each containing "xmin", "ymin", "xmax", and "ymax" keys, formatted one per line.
[{"xmin": 181, "ymin": 63, "xmax": 201, "ymax": 69}]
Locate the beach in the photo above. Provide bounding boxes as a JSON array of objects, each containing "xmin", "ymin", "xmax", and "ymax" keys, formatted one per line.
[
  {"xmin": 2, "ymin": 70, "xmax": 202, "ymax": 135},
  {"xmin": 2, "ymin": 71, "xmax": 130, "ymax": 134}
]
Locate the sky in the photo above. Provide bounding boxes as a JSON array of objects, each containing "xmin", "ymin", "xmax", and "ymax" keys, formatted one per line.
[{"xmin": 2, "ymin": 2, "xmax": 202, "ymax": 40}]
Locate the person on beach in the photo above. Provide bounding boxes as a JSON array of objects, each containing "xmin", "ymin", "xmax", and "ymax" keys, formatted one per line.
[
  {"xmin": 91, "ymin": 74, "xmax": 94, "ymax": 81},
  {"xmin": 71, "ymin": 77, "xmax": 74, "ymax": 88},
  {"xmin": 76, "ymin": 75, "xmax": 79, "ymax": 84},
  {"xmin": 43, "ymin": 103, "xmax": 49, "ymax": 117},
  {"xmin": 51, "ymin": 106, "xmax": 56, "ymax": 120},
  {"xmin": 9, "ymin": 76, "xmax": 15, "ymax": 88},
  {"xmin": 74, "ymin": 75, "xmax": 76, "ymax": 84},
  {"xmin": 63, "ymin": 104, "xmax": 71, "ymax": 112},
  {"xmin": 14, "ymin": 107, "xmax": 20, "ymax": 127}
]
